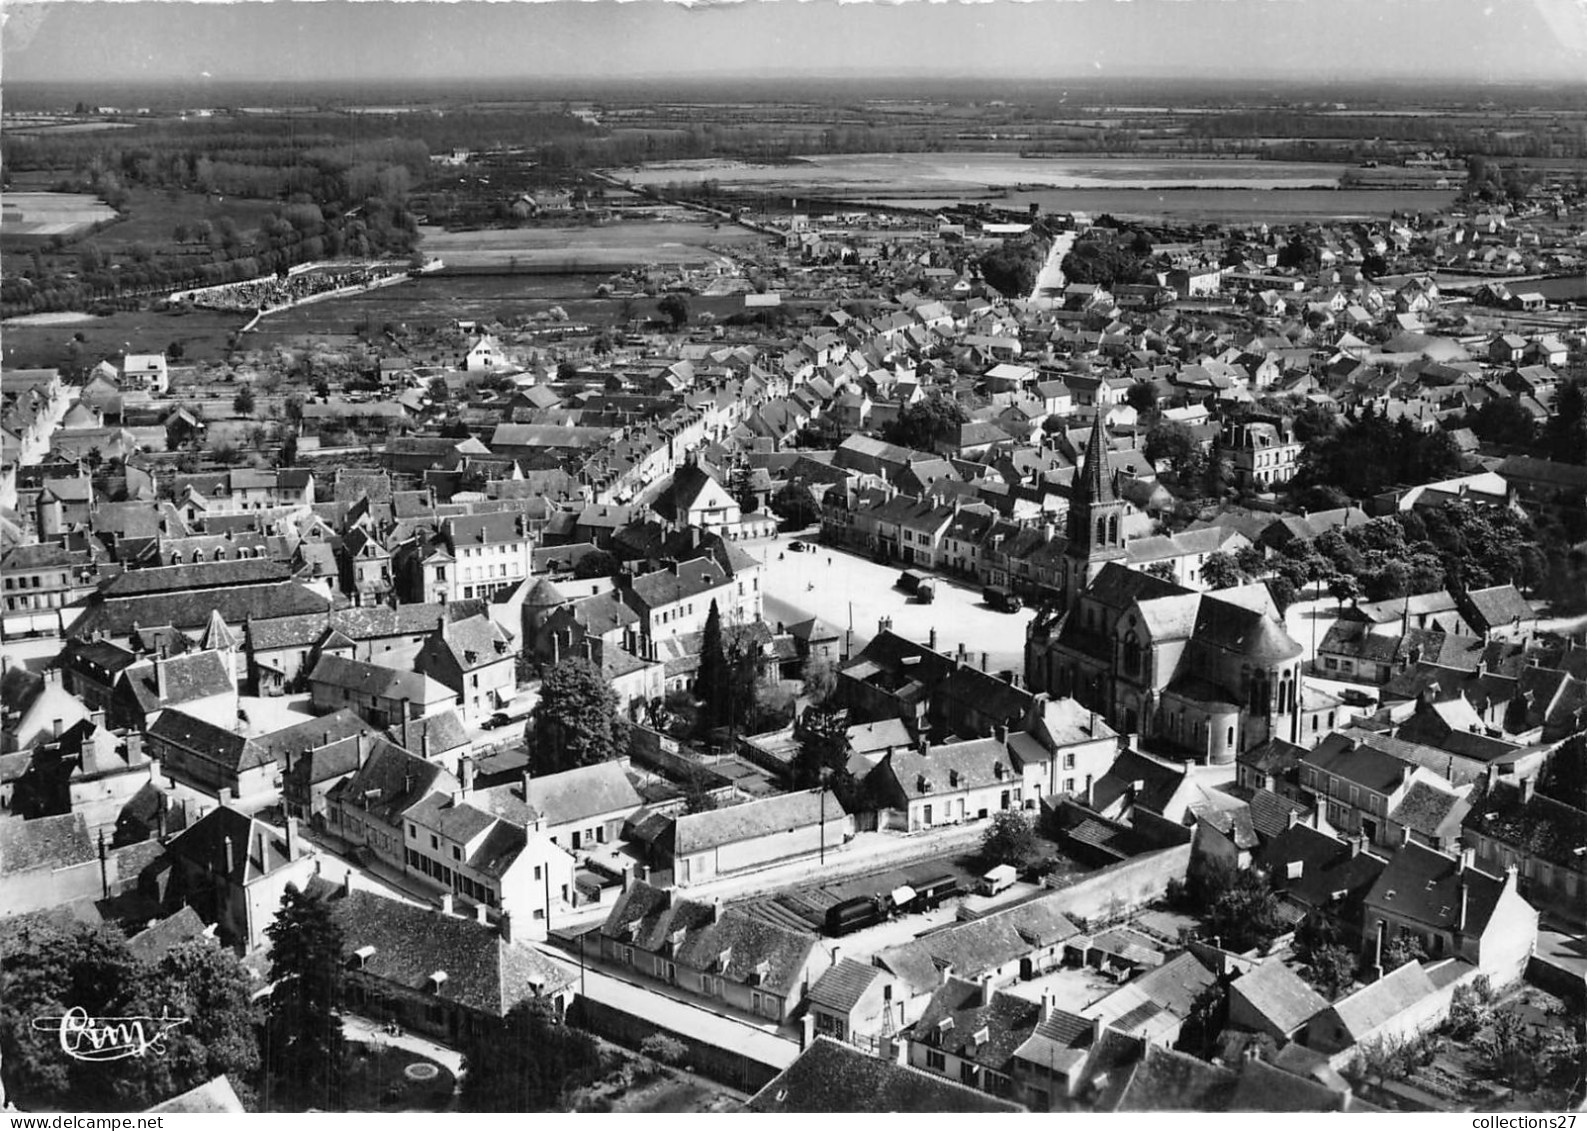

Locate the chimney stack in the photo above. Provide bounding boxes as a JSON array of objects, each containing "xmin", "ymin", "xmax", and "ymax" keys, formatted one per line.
[
  {"xmin": 224, "ymin": 834, "xmax": 235, "ymax": 876},
  {"xmin": 981, "ymin": 651, "xmax": 989, "ymax": 672},
  {"xmin": 1457, "ymin": 881, "xmax": 1470, "ymax": 934},
  {"xmin": 1457, "ymin": 845, "xmax": 1475, "ymax": 874},
  {"xmin": 155, "ymin": 655, "xmax": 169, "ymax": 702},
  {"xmin": 929, "ymin": 627, "xmax": 938, "ymax": 651},
  {"xmin": 1519, "ymin": 776, "xmax": 1535, "ymax": 804},
  {"xmin": 285, "ymin": 816, "xmax": 299, "ymax": 859},
  {"xmin": 1373, "ymin": 918, "xmax": 1387, "ymax": 982},
  {"xmin": 499, "ymin": 911, "xmax": 513, "ymax": 943},
  {"xmin": 440, "ymin": 892, "xmax": 455, "ymax": 916},
  {"xmin": 460, "ymin": 754, "xmax": 475, "ymax": 794}
]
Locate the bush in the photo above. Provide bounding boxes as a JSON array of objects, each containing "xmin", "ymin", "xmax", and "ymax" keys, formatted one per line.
[{"xmin": 640, "ymin": 1033, "xmax": 687, "ymax": 1066}]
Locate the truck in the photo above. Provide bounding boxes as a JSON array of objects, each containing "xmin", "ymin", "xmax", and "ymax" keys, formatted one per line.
[
  {"xmin": 824, "ymin": 895, "xmax": 887, "ymax": 937},
  {"xmin": 898, "ymin": 569, "xmax": 927, "ymax": 593},
  {"xmin": 982, "ymin": 584, "xmax": 1023, "ymax": 613},
  {"xmin": 915, "ymin": 579, "xmax": 936, "ymax": 604},
  {"xmin": 979, "ymin": 863, "xmax": 1018, "ymax": 896}
]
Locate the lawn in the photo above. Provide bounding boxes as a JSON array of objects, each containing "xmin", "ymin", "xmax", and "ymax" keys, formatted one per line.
[
  {"xmin": 418, "ymin": 219, "xmax": 769, "ymax": 269},
  {"xmin": 568, "ymin": 1041, "xmax": 744, "ymax": 1114},
  {"xmin": 339, "ymin": 1042, "xmax": 455, "ymax": 1112}
]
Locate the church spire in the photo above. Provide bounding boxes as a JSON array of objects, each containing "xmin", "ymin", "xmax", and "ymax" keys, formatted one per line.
[{"xmin": 1079, "ymin": 409, "xmax": 1116, "ymax": 506}]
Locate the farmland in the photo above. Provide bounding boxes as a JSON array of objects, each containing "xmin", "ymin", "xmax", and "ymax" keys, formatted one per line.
[
  {"xmin": 0, "ymin": 304, "xmax": 245, "ymax": 370},
  {"xmin": 1, "ymin": 192, "xmax": 119, "ymax": 242},
  {"xmin": 418, "ymin": 218, "xmax": 769, "ymax": 271}
]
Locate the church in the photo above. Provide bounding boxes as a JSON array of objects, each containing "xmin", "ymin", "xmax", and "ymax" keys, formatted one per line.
[{"xmin": 1025, "ymin": 413, "xmax": 1304, "ymax": 764}]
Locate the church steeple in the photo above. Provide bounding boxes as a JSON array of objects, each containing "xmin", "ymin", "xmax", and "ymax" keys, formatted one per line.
[
  {"xmin": 1061, "ymin": 410, "xmax": 1128, "ymax": 610},
  {"xmin": 1078, "ymin": 408, "xmax": 1117, "ymax": 507}
]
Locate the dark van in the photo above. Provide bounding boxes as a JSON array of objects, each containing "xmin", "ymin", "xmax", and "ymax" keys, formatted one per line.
[
  {"xmin": 908, "ymin": 874, "xmax": 963, "ymax": 913},
  {"xmin": 983, "ymin": 585, "xmax": 1023, "ymax": 613}
]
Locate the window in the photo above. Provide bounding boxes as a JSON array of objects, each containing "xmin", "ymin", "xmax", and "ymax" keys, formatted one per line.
[
  {"xmin": 1063, "ymin": 778, "xmax": 1075, "ymax": 794},
  {"xmin": 926, "ymin": 1050, "xmax": 946, "ymax": 1072},
  {"xmin": 452, "ymin": 846, "xmax": 461, "ymax": 861},
  {"xmin": 408, "ymin": 824, "xmax": 416, "ymax": 839},
  {"xmin": 430, "ymin": 835, "xmax": 439, "ymax": 850}
]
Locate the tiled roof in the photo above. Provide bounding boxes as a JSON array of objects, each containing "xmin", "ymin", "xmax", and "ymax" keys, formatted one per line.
[
  {"xmin": 100, "ymin": 558, "xmax": 289, "ymax": 597},
  {"xmin": 0, "ymin": 811, "xmax": 95, "ymax": 875},
  {"xmin": 71, "ymin": 582, "xmax": 333, "ymax": 639},
  {"xmin": 1230, "ymin": 959, "xmax": 1327, "ymax": 1035},
  {"xmin": 1325, "ymin": 960, "xmax": 1437, "ymax": 1042},
  {"xmin": 1364, "ymin": 841, "xmax": 1510, "ymax": 937},
  {"xmin": 328, "ymin": 888, "xmax": 572, "ymax": 1016},
  {"xmin": 673, "ymin": 789, "xmax": 838, "ymax": 855},
  {"xmin": 1463, "ymin": 781, "xmax": 1587, "ymax": 870},
  {"xmin": 127, "ymin": 905, "xmax": 210, "ymax": 960},
  {"xmin": 166, "ymin": 805, "xmax": 296, "ymax": 885},
  {"xmin": 147, "ymin": 708, "xmax": 267, "ymax": 772},
  {"xmin": 522, "ymin": 760, "xmax": 642, "ymax": 828},
  {"xmin": 120, "ymin": 649, "xmax": 235, "ymax": 713},
  {"xmin": 745, "ymin": 1037, "xmax": 1022, "ymax": 1113},
  {"xmin": 808, "ymin": 958, "xmax": 885, "ymax": 1014}
]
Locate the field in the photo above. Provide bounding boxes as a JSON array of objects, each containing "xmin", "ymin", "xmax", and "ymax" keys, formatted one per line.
[
  {"xmin": 245, "ymin": 273, "xmax": 790, "ymax": 343},
  {"xmin": 615, "ymin": 152, "xmax": 1456, "ymax": 221},
  {"xmin": 85, "ymin": 186, "xmax": 280, "ymax": 253},
  {"xmin": 418, "ymin": 218, "xmax": 769, "ymax": 270},
  {"xmin": 1, "ymin": 192, "xmax": 119, "ymax": 241},
  {"xmin": 0, "ymin": 304, "xmax": 245, "ymax": 370},
  {"xmin": 619, "ymin": 152, "xmax": 1353, "ymax": 191}
]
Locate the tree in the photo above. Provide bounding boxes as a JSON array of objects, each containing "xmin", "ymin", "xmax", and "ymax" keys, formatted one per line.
[
  {"xmin": 1201, "ymin": 551, "xmax": 1243, "ymax": 591},
  {"xmin": 0, "ymin": 916, "xmax": 143, "ymax": 1110},
  {"xmin": 1328, "ymin": 573, "xmax": 1360, "ymax": 608},
  {"xmin": 1060, "ymin": 238, "xmax": 1144, "ymax": 288},
  {"xmin": 977, "ymin": 238, "xmax": 1047, "ymax": 297},
  {"xmin": 1176, "ymin": 981, "xmax": 1228, "ymax": 1059},
  {"xmin": 233, "ymin": 385, "xmax": 256, "ymax": 417},
  {"xmin": 529, "ymin": 655, "xmax": 625, "ymax": 774},
  {"xmin": 1266, "ymin": 575, "xmax": 1298, "ymax": 615},
  {"xmin": 264, "ymin": 886, "xmax": 346, "ymax": 1110},
  {"xmin": 1143, "ymin": 561, "xmax": 1177, "ymax": 582},
  {"xmin": 1292, "ymin": 403, "xmax": 1339, "ymax": 443},
  {"xmin": 1543, "ymin": 379, "xmax": 1587, "ymax": 465},
  {"xmin": 1467, "ymin": 397, "xmax": 1538, "ymax": 447},
  {"xmin": 1380, "ymin": 933, "xmax": 1427, "ymax": 973},
  {"xmin": 771, "ymin": 481, "xmax": 820, "ymax": 528},
  {"xmin": 1144, "ymin": 420, "xmax": 1204, "ymax": 483},
  {"xmin": 683, "ymin": 769, "xmax": 719, "ymax": 814},
  {"xmin": 657, "ymin": 292, "xmax": 690, "ymax": 330},
  {"xmin": 790, "ymin": 700, "xmax": 855, "ymax": 803},
  {"xmin": 125, "ymin": 941, "xmax": 262, "ymax": 1111},
  {"xmin": 459, "ymin": 997, "xmax": 601, "ymax": 1111},
  {"xmin": 980, "ymin": 809, "xmax": 1037, "ymax": 868},
  {"xmin": 801, "ymin": 652, "xmax": 838, "ymax": 706},
  {"xmin": 1125, "ymin": 380, "xmax": 1158, "ymax": 414},
  {"xmin": 277, "ymin": 432, "xmax": 299, "ymax": 469},
  {"xmin": 694, "ymin": 600, "xmax": 732, "ymax": 730},
  {"xmin": 882, "ymin": 396, "xmax": 967, "ymax": 451},
  {"xmin": 572, "ymin": 550, "xmax": 620, "ymax": 580}
]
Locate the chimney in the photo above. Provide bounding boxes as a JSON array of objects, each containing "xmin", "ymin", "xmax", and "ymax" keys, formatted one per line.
[
  {"xmin": 285, "ymin": 816, "xmax": 299, "ymax": 859},
  {"xmin": 460, "ymin": 755, "xmax": 475, "ymax": 794},
  {"xmin": 1457, "ymin": 845, "xmax": 1475, "ymax": 874},
  {"xmin": 1373, "ymin": 919, "xmax": 1387, "ymax": 982},
  {"xmin": 711, "ymin": 896, "xmax": 723, "ymax": 924},
  {"xmin": 1287, "ymin": 808, "xmax": 1300, "ymax": 830},
  {"xmin": 342, "ymin": 868, "xmax": 354, "ymax": 897},
  {"xmin": 476, "ymin": 902, "xmax": 488, "ymax": 924},
  {"xmin": 918, "ymin": 738, "xmax": 930, "ymax": 757},
  {"xmin": 1457, "ymin": 881, "xmax": 1470, "ymax": 933},
  {"xmin": 977, "ymin": 972, "xmax": 994, "ymax": 1007},
  {"xmin": 1040, "ymin": 991, "xmax": 1055, "ymax": 1022},
  {"xmin": 1350, "ymin": 834, "xmax": 1364, "ymax": 858},
  {"xmin": 440, "ymin": 892, "xmax": 455, "ymax": 916},
  {"xmin": 830, "ymin": 945, "xmax": 842, "ymax": 968},
  {"xmin": 155, "ymin": 655, "xmax": 169, "ymax": 702},
  {"xmin": 224, "ymin": 835, "xmax": 235, "ymax": 875},
  {"xmin": 929, "ymin": 627, "xmax": 938, "ymax": 651},
  {"xmin": 981, "ymin": 651, "xmax": 989, "ymax": 672},
  {"xmin": 1519, "ymin": 776, "xmax": 1535, "ymax": 803},
  {"xmin": 994, "ymin": 723, "xmax": 1008, "ymax": 744},
  {"xmin": 499, "ymin": 911, "xmax": 514, "ymax": 943},
  {"xmin": 356, "ymin": 732, "xmax": 371, "ymax": 767}
]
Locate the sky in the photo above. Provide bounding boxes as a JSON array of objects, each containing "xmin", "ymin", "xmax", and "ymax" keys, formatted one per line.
[{"xmin": 4, "ymin": 0, "xmax": 1587, "ymax": 86}]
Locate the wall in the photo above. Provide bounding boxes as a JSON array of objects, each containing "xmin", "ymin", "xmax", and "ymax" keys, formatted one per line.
[
  {"xmin": 1319, "ymin": 964, "xmax": 1482, "ymax": 1070},
  {"xmin": 1043, "ymin": 844, "xmax": 1192, "ymax": 929},
  {"xmin": 570, "ymin": 997, "xmax": 780, "ymax": 1094}
]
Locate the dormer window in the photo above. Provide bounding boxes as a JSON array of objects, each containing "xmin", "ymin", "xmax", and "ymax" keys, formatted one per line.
[
  {"xmin": 426, "ymin": 970, "xmax": 448, "ymax": 993},
  {"xmin": 352, "ymin": 945, "xmax": 376, "ymax": 969},
  {"xmin": 717, "ymin": 948, "xmax": 732, "ymax": 973},
  {"xmin": 751, "ymin": 959, "xmax": 771, "ymax": 985},
  {"xmin": 935, "ymin": 1016, "xmax": 955, "ymax": 1045}
]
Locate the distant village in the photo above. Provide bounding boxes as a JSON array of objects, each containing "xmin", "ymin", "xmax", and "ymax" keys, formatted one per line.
[{"xmin": 2, "ymin": 182, "xmax": 1585, "ymax": 1116}]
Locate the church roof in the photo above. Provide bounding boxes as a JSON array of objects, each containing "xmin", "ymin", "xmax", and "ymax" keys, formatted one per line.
[{"xmin": 1078, "ymin": 411, "xmax": 1116, "ymax": 506}]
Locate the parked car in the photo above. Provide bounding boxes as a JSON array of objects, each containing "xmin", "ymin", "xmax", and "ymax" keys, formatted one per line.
[
  {"xmin": 482, "ymin": 711, "xmax": 512, "ymax": 730},
  {"xmin": 916, "ymin": 579, "xmax": 936, "ymax": 604},
  {"xmin": 898, "ymin": 569, "xmax": 927, "ymax": 592},
  {"xmin": 1339, "ymin": 689, "xmax": 1377, "ymax": 708},
  {"xmin": 982, "ymin": 585, "xmax": 1023, "ymax": 613},
  {"xmin": 789, "ymin": 540, "xmax": 807, "ymax": 552}
]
